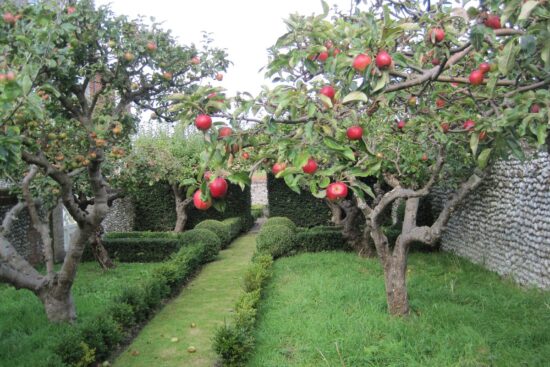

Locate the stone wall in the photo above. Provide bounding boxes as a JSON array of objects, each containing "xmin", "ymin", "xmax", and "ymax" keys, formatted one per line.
[
  {"xmin": 430, "ymin": 152, "xmax": 550, "ymax": 290},
  {"xmin": 0, "ymin": 200, "xmax": 44, "ymax": 266},
  {"xmin": 251, "ymin": 177, "xmax": 268, "ymax": 206},
  {"xmin": 102, "ymin": 197, "xmax": 135, "ymax": 232}
]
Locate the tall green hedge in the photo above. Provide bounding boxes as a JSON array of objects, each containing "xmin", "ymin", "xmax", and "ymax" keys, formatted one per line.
[
  {"xmin": 267, "ymin": 173, "xmax": 331, "ymax": 228},
  {"xmin": 132, "ymin": 182, "xmax": 253, "ymax": 232}
]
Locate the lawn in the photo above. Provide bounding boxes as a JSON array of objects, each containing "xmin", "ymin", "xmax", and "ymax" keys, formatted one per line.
[
  {"xmin": 248, "ymin": 251, "xmax": 550, "ymax": 367},
  {"xmin": 0, "ymin": 262, "xmax": 161, "ymax": 367}
]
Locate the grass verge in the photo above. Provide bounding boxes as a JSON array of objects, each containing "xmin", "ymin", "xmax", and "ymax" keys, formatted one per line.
[
  {"xmin": 0, "ymin": 262, "xmax": 161, "ymax": 367},
  {"xmin": 248, "ymin": 251, "xmax": 550, "ymax": 367}
]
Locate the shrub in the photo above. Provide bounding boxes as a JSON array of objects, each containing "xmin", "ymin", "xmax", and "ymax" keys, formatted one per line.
[
  {"xmin": 256, "ymin": 224, "xmax": 296, "ymax": 258},
  {"xmin": 178, "ymin": 228, "xmax": 221, "ymax": 262},
  {"xmin": 243, "ymin": 260, "xmax": 272, "ymax": 293},
  {"xmin": 233, "ymin": 290, "xmax": 261, "ymax": 330},
  {"xmin": 195, "ymin": 220, "xmax": 232, "ymax": 248},
  {"xmin": 82, "ymin": 237, "xmax": 181, "ymax": 262},
  {"xmin": 222, "ymin": 217, "xmax": 243, "ymax": 240},
  {"xmin": 263, "ymin": 216, "xmax": 297, "ymax": 231},
  {"xmin": 296, "ymin": 227, "xmax": 349, "ymax": 252},
  {"xmin": 103, "ymin": 231, "xmax": 181, "ymax": 239},
  {"xmin": 212, "ymin": 324, "xmax": 254, "ymax": 367}
]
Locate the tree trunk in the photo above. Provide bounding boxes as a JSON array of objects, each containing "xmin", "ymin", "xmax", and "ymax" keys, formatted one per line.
[
  {"xmin": 173, "ymin": 184, "xmax": 192, "ymax": 232},
  {"xmin": 383, "ymin": 252, "xmax": 409, "ymax": 316},
  {"xmin": 339, "ymin": 199, "xmax": 376, "ymax": 257},
  {"xmin": 39, "ymin": 285, "xmax": 77, "ymax": 323},
  {"xmin": 90, "ymin": 225, "xmax": 115, "ymax": 269}
]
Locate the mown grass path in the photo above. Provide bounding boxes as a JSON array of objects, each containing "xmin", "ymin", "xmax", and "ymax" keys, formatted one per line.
[{"xmin": 114, "ymin": 233, "xmax": 257, "ymax": 367}]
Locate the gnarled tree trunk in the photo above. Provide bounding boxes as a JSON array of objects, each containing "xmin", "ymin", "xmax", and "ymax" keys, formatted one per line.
[
  {"xmin": 173, "ymin": 184, "xmax": 193, "ymax": 232},
  {"xmin": 90, "ymin": 225, "xmax": 115, "ymax": 269}
]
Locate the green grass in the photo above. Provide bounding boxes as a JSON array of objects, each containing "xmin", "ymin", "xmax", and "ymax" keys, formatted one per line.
[
  {"xmin": 248, "ymin": 251, "xmax": 550, "ymax": 367},
  {"xmin": 114, "ymin": 233, "xmax": 257, "ymax": 367},
  {"xmin": 0, "ymin": 262, "xmax": 161, "ymax": 367}
]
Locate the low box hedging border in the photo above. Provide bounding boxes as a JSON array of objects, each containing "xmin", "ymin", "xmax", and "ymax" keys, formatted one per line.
[
  {"xmin": 83, "ymin": 238, "xmax": 182, "ymax": 263},
  {"xmin": 55, "ymin": 241, "xmax": 217, "ymax": 366},
  {"xmin": 213, "ymin": 253, "xmax": 273, "ymax": 366},
  {"xmin": 195, "ymin": 219, "xmax": 232, "ymax": 248}
]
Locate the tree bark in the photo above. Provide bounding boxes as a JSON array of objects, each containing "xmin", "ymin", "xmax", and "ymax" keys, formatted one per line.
[
  {"xmin": 173, "ymin": 184, "xmax": 193, "ymax": 232},
  {"xmin": 39, "ymin": 284, "xmax": 77, "ymax": 323},
  {"xmin": 383, "ymin": 252, "xmax": 409, "ymax": 316},
  {"xmin": 90, "ymin": 225, "xmax": 115, "ymax": 269}
]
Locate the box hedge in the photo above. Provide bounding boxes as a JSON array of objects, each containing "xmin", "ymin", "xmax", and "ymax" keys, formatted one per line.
[
  {"xmin": 56, "ymin": 240, "xmax": 218, "ymax": 367},
  {"xmin": 195, "ymin": 220, "xmax": 232, "ymax": 248},
  {"xmin": 82, "ymin": 238, "xmax": 182, "ymax": 263},
  {"xmin": 267, "ymin": 173, "xmax": 331, "ymax": 228},
  {"xmin": 296, "ymin": 227, "xmax": 350, "ymax": 252},
  {"xmin": 256, "ymin": 224, "xmax": 296, "ymax": 259},
  {"xmin": 178, "ymin": 228, "xmax": 222, "ymax": 262},
  {"xmin": 263, "ymin": 216, "xmax": 296, "ymax": 231}
]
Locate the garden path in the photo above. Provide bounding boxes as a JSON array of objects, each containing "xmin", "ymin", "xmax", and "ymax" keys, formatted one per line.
[{"xmin": 113, "ymin": 232, "xmax": 257, "ymax": 367}]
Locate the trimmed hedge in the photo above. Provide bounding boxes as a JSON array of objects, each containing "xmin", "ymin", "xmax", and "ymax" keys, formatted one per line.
[
  {"xmin": 296, "ymin": 227, "xmax": 350, "ymax": 252},
  {"xmin": 263, "ymin": 216, "xmax": 297, "ymax": 231},
  {"xmin": 104, "ymin": 231, "xmax": 180, "ymax": 239},
  {"xmin": 223, "ymin": 217, "xmax": 243, "ymax": 240},
  {"xmin": 82, "ymin": 238, "xmax": 181, "ymax": 262},
  {"xmin": 132, "ymin": 182, "xmax": 253, "ymax": 232},
  {"xmin": 55, "ymin": 241, "xmax": 218, "ymax": 366},
  {"xmin": 256, "ymin": 224, "xmax": 296, "ymax": 259},
  {"xmin": 178, "ymin": 228, "xmax": 221, "ymax": 262},
  {"xmin": 195, "ymin": 220, "xmax": 232, "ymax": 248},
  {"xmin": 267, "ymin": 173, "xmax": 331, "ymax": 227},
  {"xmin": 213, "ymin": 254, "xmax": 273, "ymax": 366}
]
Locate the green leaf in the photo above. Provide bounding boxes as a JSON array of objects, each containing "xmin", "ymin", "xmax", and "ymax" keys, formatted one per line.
[
  {"xmin": 318, "ymin": 94, "xmax": 333, "ymax": 108},
  {"xmin": 342, "ymin": 91, "xmax": 368, "ymax": 104},
  {"xmin": 321, "ymin": 0, "xmax": 329, "ymax": 16},
  {"xmin": 323, "ymin": 137, "xmax": 345, "ymax": 151},
  {"xmin": 319, "ymin": 176, "xmax": 330, "ymax": 188},
  {"xmin": 312, "ymin": 189, "xmax": 327, "ymax": 199},
  {"xmin": 227, "ymin": 172, "xmax": 251, "ymax": 190},
  {"xmin": 21, "ymin": 75, "xmax": 32, "ymax": 95},
  {"xmin": 477, "ymin": 148, "xmax": 492, "ymax": 169},
  {"xmin": 399, "ymin": 23, "xmax": 420, "ymax": 31},
  {"xmin": 470, "ymin": 25, "xmax": 486, "ymax": 51},
  {"xmin": 284, "ymin": 174, "xmax": 300, "ymax": 194},
  {"xmin": 518, "ymin": 0, "xmax": 538, "ymax": 21},
  {"xmin": 498, "ymin": 41, "xmax": 519, "ymax": 76},
  {"xmin": 372, "ymin": 73, "xmax": 388, "ymax": 93},
  {"xmin": 212, "ymin": 200, "xmax": 227, "ymax": 213},
  {"xmin": 536, "ymin": 124, "xmax": 547, "ymax": 147},
  {"xmin": 294, "ymin": 151, "xmax": 310, "ymax": 169},
  {"xmin": 351, "ymin": 180, "xmax": 375, "ymax": 199},
  {"xmin": 470, "ymin": 133, "xmax": 479, "ymax": 156},
  {"xmin": 180, "ymin": 178, "xmax": 196, "ymax": 186}
]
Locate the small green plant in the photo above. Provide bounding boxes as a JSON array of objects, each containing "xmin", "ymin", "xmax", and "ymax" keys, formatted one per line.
[
  {"xmin": 263, "ymin": 216, "xmax": 297, "ymax": 231},
  {"xmin": 256, "ymin": 224, "xmax": 296, "ymax": 258}
]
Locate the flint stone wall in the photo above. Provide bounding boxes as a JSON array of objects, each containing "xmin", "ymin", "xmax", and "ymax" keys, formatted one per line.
[
  {"xmin": 430, "ymin": 152, "xmax": 550, "ymax": 290},
  {"xmin": 102, "ymin": 197, "xmax": 135, "ymax": 233}
]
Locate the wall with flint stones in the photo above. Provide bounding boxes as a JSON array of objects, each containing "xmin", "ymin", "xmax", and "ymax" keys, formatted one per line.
[
  {"xmin": 430, "ymin": 152, "xmax": 550, "ymax": 290},
  {"xmin": 102, "ymin": 197, "xmax": 135, "ymax": 233}
]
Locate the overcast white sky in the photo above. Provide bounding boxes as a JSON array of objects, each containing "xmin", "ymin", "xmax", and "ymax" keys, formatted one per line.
[{"xmin": 95, "ymin": 0, "xmax": 353, "ymax": 96}]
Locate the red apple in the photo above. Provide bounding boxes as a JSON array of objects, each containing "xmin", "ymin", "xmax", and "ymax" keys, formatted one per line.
[
  {"xmin": 432, "ymin": 58, "xmax": 441, "ymax": 66},
  {"xmin": 469, "ymin": 69, "xmax": 484, "ymax": 85},
  {"xmin": 207, "ymin": 92, "xmax": 217, "ymax": 99},
  {"xmin": 146, "ymin": 41, "xmax": 157, "ymax": 52},
  {"xmin": 195, "ymin": 114, "xmax": 212, "ymax": 131},
  {"xmin": 375, "ymin": 51, "xmax": 392, "ymax": 69},
  {"xmin": 326, "ymin": 182, "xmax": 348, "ymax": 201},
  {"xmin": 272, "ymin": 162, "xmax": 287, "ymax": 175},
  {"xmin": 209, "ymin": 177, "xmax": 228, "ymax": 198},
  {"xmin": 241, "ymin": 152, "xmax": 250, "ymax": 160},
  {"xmin": 193, "ymin": 190, "xmax": 212, "ymax": 210},
  {"xmin": 5, "ymin": 71, "xmax": 16, "ymax": 81},
  {"xmin": 478, "ymin": 131, "xmax": 487, "ymax": 141},
  {"xmin": 0, "ymin": 74, "xmax": 6, "ymax": 83},
  {"xmin": 484, "ymin": 14, "xmax": 501, "ymax": 29},
  {"xmin": 162, "ymin": 71, "xmax": 173, "ymax": 80},
  {"xmin": 397, "ymin": 120, "xmax": 406, "ymax": 130},
  {"xmin": 204, "ymin": 171, "xmax": 212, "ymax": 181},
  {"xmin": 428, "ymin": 28, "xmax": 445, "ymax": 43},
  {"xmin": 67, "ymin": 6, "xmax": 76, "ymax": 15},
  {"xmin": 219, "ymin": 126, "xmax": 232, "ymax": 138},
  {"xmin": 479, "ymin": 62, "xmax": 491, "ymax": 74},
  {"xmin": 317, "ymin": 51, "xmax": 329, "ymax": 62},
  {"xmin": 421, "ymin": 153, "xmax": 428, "ymax": 161},
  {"xmin": 353, "ymin": 54, "xmax": 372, "ymax": 72},
  {"xmin": 324, "ymin": 40, "xmax": 333, "ymax": 49},
  {"xmin": 215, "ymin": 73, "xmax": 223, "ymax": 81},
  {"xmin": 463, "ymin": 119, "xmax": 475, "ymax": 131},
  {"xmin": 440, "ymin": 122, "xmax": 450, "ymax": 133},
  {"xmin": 332, "ymin": 48, "xmax": 341, "ymax": 57},
  {"xmin": 530, "ymin": 104, "xmax": 541, "ymax": 113},
  {"xmin": 191, "ymin": 56, "xmax": 200, "ymax": 65},
  {"xmin": 3, "ymin": 12, "xmax": 16, "ymax": 24},
  {"xmin": 302, "ymin": 158, "xmax": 318, "ymax": 174},
  {"xmin": 319, "ymin": 85, "xmax": 336, "ymax": 101},
  {"xmin": 436, "ymin": 98, "xmax": 445, "ymax": 108},
  {"xmin": 346, "ymin": 125, "xmax": 363, "ymax": 140}
]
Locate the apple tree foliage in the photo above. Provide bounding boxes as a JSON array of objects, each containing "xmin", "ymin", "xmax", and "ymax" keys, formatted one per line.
[
  {"xmin": 0, "ymin": 0, "xmax": 228, "ymax": 322},
  {"xmin": 171, "ymin": 0, "xmax": 549, "ymax": 315}
]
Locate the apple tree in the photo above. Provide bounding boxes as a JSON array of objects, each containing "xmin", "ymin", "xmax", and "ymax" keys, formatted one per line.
[
  {"xmin": 0, "ymin": 0, "xmax": 228, "ymax": 322},
  {"xmin": 172, "ymin": 0, "xmax": 549, "ymax": 316}
]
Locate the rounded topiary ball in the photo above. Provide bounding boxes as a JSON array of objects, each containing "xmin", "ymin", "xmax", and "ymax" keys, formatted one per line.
[
  {"xmin": 263, "ymin": 216, "xmax": 297, "ymax": 232},
  {"xmin": 178, "ymin": 228, "xmax": 221, "ymax": 261},
  {"xmin": 256, "ymin": 224, "xmax": 296, "ymax": 258},
  {"xmin": 194, "ymin": 220, "xmax": 231, "ymax": 248}
]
